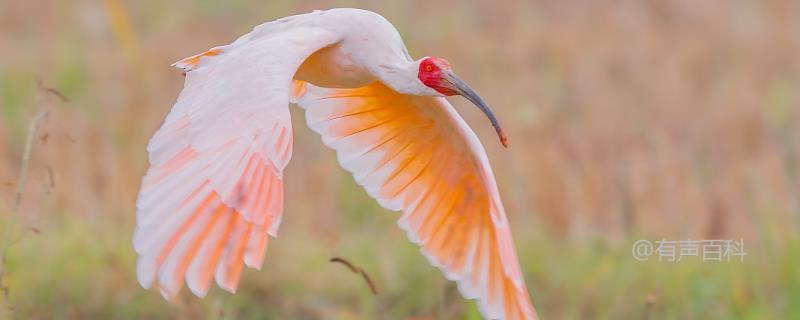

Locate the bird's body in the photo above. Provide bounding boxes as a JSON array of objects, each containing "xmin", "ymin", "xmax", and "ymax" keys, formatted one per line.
[
  {"xmin": 135, "ymin": 8, "xmax": 537, "ymax": 320},
  {"xmin": 293, "ymin": 9, "xmax": 411, "ymax": 89}
]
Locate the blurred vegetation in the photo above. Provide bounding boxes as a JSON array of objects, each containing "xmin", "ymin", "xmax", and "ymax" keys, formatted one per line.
[{"xmin": 1, "ymin": 0, "xmax": 799, "ymax": 319}]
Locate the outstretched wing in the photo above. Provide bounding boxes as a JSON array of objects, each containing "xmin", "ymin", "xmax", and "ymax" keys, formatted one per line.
[
  {"xmin": 296, "ymin": 82, "xmax": 538, "ymax": 320},
  {"xmin": 134, "ymin": 25, "xmax": 339, "ymax": 299}
]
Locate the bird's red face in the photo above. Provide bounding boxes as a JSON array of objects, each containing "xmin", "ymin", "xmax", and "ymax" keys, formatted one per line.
[
  {"xmin": 418, "ymin": 57, "xmax": 457, "ymax": 96},
  {"xmin": 417, "ymin": 56, "xmax": 509, "ymax": 147}
]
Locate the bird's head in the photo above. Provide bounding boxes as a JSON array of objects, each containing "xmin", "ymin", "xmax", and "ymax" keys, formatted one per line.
[
  {"xmin": 417, "ymin": 57, "xmax": 458, "ymax": 96},
  {"xmin": 416, "ymin": 56, "xmax": 508, "ymax": 147}
]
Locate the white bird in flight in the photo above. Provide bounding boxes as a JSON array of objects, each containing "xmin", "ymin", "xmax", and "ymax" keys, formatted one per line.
[{"xmin": 134, "ymin": 8, "xmax": 537, "ymax": 320}]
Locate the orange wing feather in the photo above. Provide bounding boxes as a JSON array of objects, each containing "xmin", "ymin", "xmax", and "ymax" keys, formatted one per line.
[
  {"xmin": 137, "ymin": 147, "xmax": 284, "ymax": 298},
  {"xmin": 297, "ymin": 81, "xmax": 538, "ymax": 320},
  {"xmin": 135, "ymin": 25, "xmax": 339, "ymax": 299}
]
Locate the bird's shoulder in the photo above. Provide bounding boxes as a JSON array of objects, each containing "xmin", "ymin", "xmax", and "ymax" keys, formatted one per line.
[{"xmin": 238, "ymin": 8, "xmax": 397, "ymax": 43}]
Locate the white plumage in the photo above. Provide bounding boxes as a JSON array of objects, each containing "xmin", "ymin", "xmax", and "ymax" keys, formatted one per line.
[{"xmin": 134, "ymin": 8, "xmax": 537, "ymax": 320}]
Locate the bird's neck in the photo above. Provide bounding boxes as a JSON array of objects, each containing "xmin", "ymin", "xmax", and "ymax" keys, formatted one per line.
[{"xmin": 375, "ymin": 60, "xmax": 434, "ymax": 96}]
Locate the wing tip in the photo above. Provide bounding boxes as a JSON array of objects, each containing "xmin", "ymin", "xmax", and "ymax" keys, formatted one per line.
[
  {"xmin": 136, "ymin": 257, "xmax": 156, "ymax": 290},
  {"xmin": 216, "ymin": 277, "xmax": 240, "ymax": 294},
  {"xmin": 172, "ymin": 48, "xmax": 224, "ymax": 71}
]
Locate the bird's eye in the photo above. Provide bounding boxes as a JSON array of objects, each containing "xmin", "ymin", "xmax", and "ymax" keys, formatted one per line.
[{"xmin": 425, "ymin": 65, "xmax": 433, "ymax": 72}]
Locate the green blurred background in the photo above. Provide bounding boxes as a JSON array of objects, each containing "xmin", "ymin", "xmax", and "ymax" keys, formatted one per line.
[{"xmin": 1, "ymin": 0, "xmax": 799, "ymax": 319}]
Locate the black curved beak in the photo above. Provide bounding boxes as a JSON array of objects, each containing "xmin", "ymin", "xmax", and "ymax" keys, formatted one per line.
[{"xmin": 443, "ymin": 71, "xmax": 508, "ymax": 147}]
